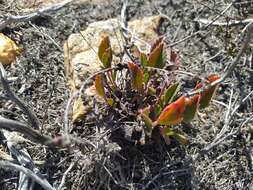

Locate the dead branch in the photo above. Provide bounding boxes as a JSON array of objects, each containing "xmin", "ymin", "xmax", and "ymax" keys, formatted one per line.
[
  {"xmin": 0, "ymin": 0, "xmax": 73, "ymax": 30},
  {"xmin": 0, "ymin": 116, "xmax": 54, "ymax": 147},
  {"xmin": 0, "ymin": 63, "xmax": 40, "ymax": 129},
  {"xmin": 0, "ymin": 160, "xmax": 55, "ymax": 190}
]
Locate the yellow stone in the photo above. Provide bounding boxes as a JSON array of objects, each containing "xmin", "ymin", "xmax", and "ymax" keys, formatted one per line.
[{"xmin": 0, "ymin": 33, "xmax": 21, "ymax": 65}]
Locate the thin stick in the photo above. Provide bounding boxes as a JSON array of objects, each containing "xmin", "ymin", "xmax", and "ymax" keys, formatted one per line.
[
  {"xmin": 169, "ymin": 3, "xmax": 233, "ymax": 47},
  {"xmin": 0, "ymin": 63, "xmax": 40, "ymax": 129},
  {"xmin": 196, "ymin": 18, "xmax": 253, "ymax": 27},
  {"xmin": 58, "ymin": 161, "xmax": 76, "ymax": 190},
  {"xmin": 0, "ymin": 116, "xmax": 54, "ymax": 147}
]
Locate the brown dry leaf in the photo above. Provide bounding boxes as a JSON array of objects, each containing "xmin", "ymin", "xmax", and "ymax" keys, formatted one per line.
[
  {"xmin": 0, "ymin": 33, "xmax": 21, "ymax": 65},
  {"xmin": 72, "ymin": 97, "xmax": 88, "ymax": 123}
]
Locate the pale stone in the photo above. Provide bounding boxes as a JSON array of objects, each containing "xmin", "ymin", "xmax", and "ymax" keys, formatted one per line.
[
  {"xmin": 64, "ymin": 15, "xmax": 163, "ymax": 122},
  {"xmin": 64, "ymin": 15, "xmax": 163, "ymax": 89}
]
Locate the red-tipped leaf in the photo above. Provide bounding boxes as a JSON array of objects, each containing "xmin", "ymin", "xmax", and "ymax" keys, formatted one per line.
[
  {"xmin": 195, "ymin": 75, "xmax": 220, "ymax": 109},
  {"xmin": 150, "ymin": 36, "xmax": 164, "ymax": 52},
  {"xmin": 156, "ymin": 96, "xmax": 186, "ymax": 126},
  {"xmin": 147, "ymin": 42, "xmax": 165, "ymax": 68}
]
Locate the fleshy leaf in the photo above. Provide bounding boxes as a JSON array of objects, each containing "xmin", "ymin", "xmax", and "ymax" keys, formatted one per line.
[
  {"xmin": 94, "ymin": 74, "xmax": 106, "ymax": 99},
  {"xmin": 143, "ymin": 72, "xmax": 150, "ymax": 84},
  {"xmin": 128, "ymin": 61, "xmax": 143, "ymax": 91},
  {"xmin": 160, "ymin": 127, "xmax": 189, "ymax": 145},
  {"xmin": 160, "ymin": 127, "xmax": 175, "ymax": 138},
  {"xmin": 147, "ymin": 42, "xmax": 165, "ymax": 68},
  {"xmin": 147, "ymin": 87, "xmax": 156, "ymax": 95},
  {"xmin": 153, "ymin": 104, "xmax": 162, "ymax": 118},
  {"xmin": 140, "ymin": 52, "xmax": 148, "ymax": 67},
  {"xmin": 150, "ymin": 36, "xmax": 164, "ymax": 52},
  {"xmin": 156, "ymin": 96, "xmax": 186, "ymax": 126},
  {"xmin": 139, "ymin": 112, "xmax": 153, "ymax": 133},
  {"xmin": 195, "ymin": 75, "xmax": 220, "ymax": 109},
  {"xmin": 160, "ymin": 127, "xmax": 174, "ymax": 145},
  {"xmin": 207, "ymin": 75, "xmax": 220, "ymax": 83},
  {"xmin": 98, "ymin": 36, "xmax": 112, "ymax": 68},
  {"xmin": 164, "ymin": 83, "xmax": 180, "ymax": 105},
  {"xmin": 173, "ymin": 132, "xmax": 189, "ymax": 145},
  {"xmin": 183, "ymin": 95, "xmax": 200, "ymax": 123}
]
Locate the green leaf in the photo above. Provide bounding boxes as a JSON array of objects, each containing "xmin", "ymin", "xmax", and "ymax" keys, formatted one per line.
[
  {"xmin": 173, "ymin": 132, "xmax": 189, "ymax": 145},
  {"xmin": 147, "ymin": 42, "xmax": 165, "ymax": 68},
  {"xmin": 128, "ymin": 62, "xmax": 144, "ymax": 91},
  {"xmin": 164, "ymin": 83, "xmax": 180, "ymax": 105},
  {"xmin": 154, "ymin": 104, "xmax": 162, "ymax": 118},
  {"xmin": 143, "ymin": 72, "xmax": 150, "ymax": 84},
  {"xmin": 161, "ymin": 128, "xmax": 189, "ymax": 145},
  {"xmin": 139, "ymin": 112, "xmax": 153, "ymax": 133},
  {"xmin": 195, "ymin": 75, "xmax": 220, "ymax": 109},
  {"xmin": 141, "ymin": 106, "xmax": 151, "ymax": 116},
  {"xmin": 162, "ymin": 127, "xmax": 175, "ymax": 136},
  {"xmin": 140, "ymin": 52, "xmax": 148, "ymax": 67},
  {"xmin": 183, "ymin": 95, "xmax": 200, "ymax": 123},
  {"xmin": 98, "ymin": 36, "xmax": 112, "ymax": 68},
  {"xmin": 94, "ymin": 74, "xmax": 106, "ymax": 99},
  {"xmin": 147, "ymin": 87, "xmax": 156, "ymax": 95},
  {"xmin": 107, "ymin": 98, "xmax": 114, "ymax": 106}
]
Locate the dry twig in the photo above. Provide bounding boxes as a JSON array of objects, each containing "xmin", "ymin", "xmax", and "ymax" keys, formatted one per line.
[
  {"xmin": 0, "ymin": 160, "xmax": 55, "ymax": 190},
  {"xmin": 0, "ymin": 63, "xmax": 40, "ymax": 129},
  {"xmin": 0, "ymin": 0, "xmax": 73, "ymax": 30},
  {"xmin": 0, "ymin": 116, "xmax": 53, "ymax": 146},
  {"xmin": 188, "ymin": 22, "xmax": 253, "ymax": 96},
  {"xmin": 196, "ymin": 18, "xmax": 253, "ymax": 27}
]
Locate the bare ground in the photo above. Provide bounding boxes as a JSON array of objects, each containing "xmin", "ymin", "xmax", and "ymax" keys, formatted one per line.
[{"xmin": 0, "ymin": 0, "xmax": 253, "ymax": 189}]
